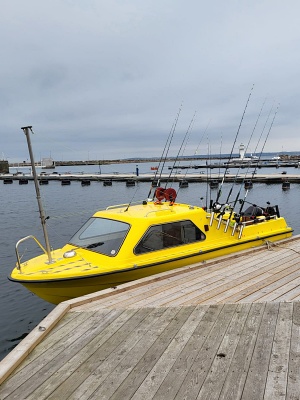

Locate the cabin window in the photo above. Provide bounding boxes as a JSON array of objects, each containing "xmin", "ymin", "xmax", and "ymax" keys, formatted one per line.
[
  {"xmin": 135, "ymin": 220, "xmax": 205, "ymax": 254},
  {"xmin": 69, "ymin": 217, "xmax": 130, "ymax": 256}
]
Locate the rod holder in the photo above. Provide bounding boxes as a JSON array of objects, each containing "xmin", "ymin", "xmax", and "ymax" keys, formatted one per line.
[
  {"xmin": 217, "ymin": 215, "xmax": 223, "ymax": 230},
  {"xmin": 224, "ymin": 218, "xmax": 230, "ymax": 233},
  {"xmin": 231, "ymin": 223, "xmax": 238, "ymax": 236},
  {"xmin": 238, "ymin": 225, "xmax": 244, "ymax": 239},
  {"xmin": 209, "ymin": 212, "xmax": 215, "ymax": 226}
]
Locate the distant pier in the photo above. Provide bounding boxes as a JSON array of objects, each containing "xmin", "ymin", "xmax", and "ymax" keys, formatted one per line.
[
  {"xmin": 170, "ymin": 161, "xmax": 300, "ymax": 169},
  {"xmin": 1, "ymin": 171, "xmax": 300, "ymax": 184}
]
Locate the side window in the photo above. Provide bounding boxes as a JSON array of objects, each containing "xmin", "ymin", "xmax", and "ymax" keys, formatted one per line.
[{"xmin": 135, "ymin": 220, "xmax": 205, "ymax": 254}]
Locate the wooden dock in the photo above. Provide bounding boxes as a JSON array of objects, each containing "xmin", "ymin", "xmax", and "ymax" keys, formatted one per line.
[{"xmin": 1, "ymin": 236, "xmax": 300, "ymax": 399}]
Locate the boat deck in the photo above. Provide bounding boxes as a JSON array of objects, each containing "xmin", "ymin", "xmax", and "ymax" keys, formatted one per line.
[{"xmin": 1, "ymin": 235, "xmax": 300, "ymax": 399}]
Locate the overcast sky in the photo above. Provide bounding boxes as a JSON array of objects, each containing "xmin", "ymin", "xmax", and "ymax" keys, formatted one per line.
[{"xmin": 1, "ymin": 0, "xmax": 300, "ymax": 162}]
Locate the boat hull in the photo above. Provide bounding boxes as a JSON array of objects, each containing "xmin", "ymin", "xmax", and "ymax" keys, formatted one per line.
[{"xmin": 14, "ymin": 230, "xmax": 292, "ymax": 304}]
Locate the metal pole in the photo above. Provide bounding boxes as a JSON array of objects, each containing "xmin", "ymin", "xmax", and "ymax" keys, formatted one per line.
[{"xmin": 21, "ymin": 126, "xmax": 53, "ymax": 263}]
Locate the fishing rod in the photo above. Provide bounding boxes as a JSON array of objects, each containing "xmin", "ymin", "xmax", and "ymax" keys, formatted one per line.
[
  {"xmin": 124, "ymin": 185, "xmax": 140, "ymax": 212},
  {"xmin": 147, "ymin": 104, "xmax": 182, "ymax": 200},
  {"xmin": 210, "ymin": 133, "xmax": 223, "ymax": 212},
  {"xmin": 235, "ymin": 103, "xmax": 280, "ymax": 225},
  {"xmin": 169, "ymin": 115, "xmax": 196, "ymax": 189},
  {"xmin": 209, "ymin": 84, "xmax": 254, "ymax": 225},
  {"xmin": 207, "ymin": 139, "xmax": 213, "ymax": 211},
  {"xmin": 221, "ymin": 97, "xmax": 267, "ymax": 231},
  {"xmin": 176, "ymin": 121, "xmax": 209, "ymax": 202},
  {"xmin": 165, "ymin": 111, "xmax": 196, "ymax": 189},
  {"xmin": 205, "ymin": 159, "xmax": 210, "ymax": 210},
  {"xmin": 222, "ymin": 88, "xmax": 257, "ymax": 207},
  {"xmin": 218, "ymin": 134, "xmax": 223, "ymax": 184}
]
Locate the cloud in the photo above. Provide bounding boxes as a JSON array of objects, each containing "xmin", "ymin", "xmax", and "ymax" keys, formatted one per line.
[{"xmin": 1, "ymin": 0, "xmax": 300, "ymax": 162}]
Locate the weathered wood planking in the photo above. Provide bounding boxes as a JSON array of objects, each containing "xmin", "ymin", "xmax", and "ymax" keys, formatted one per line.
[
  {"xmin": 287, "ymin": 302, "xmax": 300, "ymax": 399},
  {"xmin": 1, "ymin": 303, "xmax": 300, "ymax": 399},
  {"xmin": 71, "ymin": 239, "xmax": 300, "ymax": 310},
  {"xmin": 74, "ymin": 242, "xmax": 300, "ymax": 310},
  {"xmin": 1, "ymin": 236, "xmax": 300, "ymax": 398}
]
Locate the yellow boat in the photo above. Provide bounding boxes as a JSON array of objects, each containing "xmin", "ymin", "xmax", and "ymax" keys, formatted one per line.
[
  {"xmin": 9, "ymin": 126, "xmax": 293, "ymax": 304},
  {"xmin": 9, "ymin": 190, "xmax": 292, "ymax": 304}
]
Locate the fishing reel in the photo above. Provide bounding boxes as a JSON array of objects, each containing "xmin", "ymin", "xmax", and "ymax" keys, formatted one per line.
[
  {"xmin": 211, "ymin": 202, "xmax": 222, "ymax": 213},
  {"xmin": 211, "ymin": 201, "xmax": 233, "ymax": 215},
  {"xmin": 154, "ymin": 187, "xmax": 177, "ymax": 205}
]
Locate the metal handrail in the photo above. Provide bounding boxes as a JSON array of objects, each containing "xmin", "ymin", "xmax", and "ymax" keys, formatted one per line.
[
  {"xmin": 15, "ymin": 235, "xmax": 48, "ymax": 272},
  {"xmin": 106, "ymin": 200, "xmax": 143, "ymax": 210},
  {"xmin": 144, "ymin": 208, "xmax": 174, "ymax": 217}
]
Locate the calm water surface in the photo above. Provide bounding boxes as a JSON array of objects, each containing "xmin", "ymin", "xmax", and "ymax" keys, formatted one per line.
[{"xmin": 1, "ymin": 161, "xmax": 300, "ymax": 360}]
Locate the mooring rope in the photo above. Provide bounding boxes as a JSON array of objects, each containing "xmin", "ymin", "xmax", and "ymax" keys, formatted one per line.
[{"xmin": 263, "ymin": 240, "xmax": 300, "ymax": 255}]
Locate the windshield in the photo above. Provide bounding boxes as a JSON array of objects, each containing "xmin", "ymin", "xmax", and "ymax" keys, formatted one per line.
[{"xmin": 69, "ymin": 217, "xmax": 130, "ymax": 256}]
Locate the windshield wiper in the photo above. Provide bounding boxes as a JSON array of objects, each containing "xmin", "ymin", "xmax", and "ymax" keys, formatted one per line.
[{"xmin": 86, "ymin": 242, "xmax": 104, "ymax": 249}]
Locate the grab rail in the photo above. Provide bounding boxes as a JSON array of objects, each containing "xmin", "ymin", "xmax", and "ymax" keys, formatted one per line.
[
  {"xmin": 106, "ymin": 200, "xmax": 142, "ymax": 210},
  {"xmin": 144, "ymin": 208, "xmax": 175, "ymax": 217},
  {"xmin": 15, "ymin": 235, "xmax": 48, "ymax": 272}
]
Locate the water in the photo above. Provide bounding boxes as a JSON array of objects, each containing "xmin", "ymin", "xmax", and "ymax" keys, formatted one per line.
[{"xmin": 1, "ymin": 160, "xmax": 300, "ymax": 361}]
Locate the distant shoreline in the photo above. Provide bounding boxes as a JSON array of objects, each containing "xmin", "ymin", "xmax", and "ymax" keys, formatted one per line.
[
  {"xmin": 8, "ymin": 153, "xmax": 300, "ymax": 168},
  {"xmin": 9, "ymin": 156, "xmax": 221, "ymax": 167}
]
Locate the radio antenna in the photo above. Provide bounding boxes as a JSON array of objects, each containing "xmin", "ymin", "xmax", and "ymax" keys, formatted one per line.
[{"xmin": 21, "ymin": 126, "xmax": 53, "ymax": 264}]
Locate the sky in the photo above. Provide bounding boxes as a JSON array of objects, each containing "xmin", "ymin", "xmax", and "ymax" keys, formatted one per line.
[{"xmin": 1, "ymin": 0, "xmax": 300, "ymax": 162}]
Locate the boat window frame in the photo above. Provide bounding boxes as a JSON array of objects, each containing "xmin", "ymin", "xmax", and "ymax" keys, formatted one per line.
[
  {"xmin": 68, "ymin": 216, "xmax": 131, "ymax": 257},
  {"xmin": 134, "ymin": 219, "xmax": 206, "ymax": 255}
]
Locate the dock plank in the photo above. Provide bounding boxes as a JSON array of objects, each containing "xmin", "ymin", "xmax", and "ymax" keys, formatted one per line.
[
  {"xmin": 167, "ymin": 255, "xmax": 298, "ymax": 307},
  {"xmin": 73, "ymin": 258, "xmax": 245, "ymax": 311},
  {"xmin": 209, "ymin": 261, "xmax": 300, "ymax": 304},
  {"xmin": 287, "ymin": 302, "xmax": 300, "ymax": 399},
  {"xmin": 132, "ymin": 250, "xmax": 289, "ymax": 308},
  {"xmin": 254, "ymin": 272, "xmax": 300, "ymax": 303},
  {"xmin": 17, "ymin": 309, "xmax": 96, "ymax": 368},
  {"xmin": 241, "ymin": 302, "xmax": 280, "ymax": 400},
  {"xmin": 172, "ymin": 303, "xmax": 238, "ymax": 400},
  {"xmin": 91, "ymin": 306, "xmax": 196, "ymax": 400},
  {"xmin": 218, "ymin": 302, "xmax": 266, "ymax": 400},
  {"xmin": 264, "ymin": 302, "xmax": 293, "ymax": 400},
  {"xmin": 124, "ymin": 249, "xmax": 294, "ymax": 309},
  {"xmin": 196, "ymin": 303, "xmax": 251, "ymax": 400},
  {"xmin": 130, "ymin": 305, "xmax": 209, "ymax": 400},
  {"xmin": 45, "ymin": 307, "xmax": 181, "ymax": 400},
  {"xmin": 73, "ymin": 246, "xmax": 286, "ymax": 311},
  {"xmin": 0, "ymin": 309, "xmax": 129, "ymax": 399},
  {"xmin": 219, "ymin": 263, "xmax": 300, "ymax": 304},
  {"xmin": 135, "ymin": 304, "xmax": 225, "ymax": 399},
  {"xmin": 24, "ymin": 308, "xmax": 152, "ymax": 400}
]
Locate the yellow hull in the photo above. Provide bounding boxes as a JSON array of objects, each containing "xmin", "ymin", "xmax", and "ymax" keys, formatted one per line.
[
  {"xmin": 10, "ymin": 201, "xmax": 293, "ymax": 304},
  {"xmin": 17, "ymin": 231, "xmax": 292, "ymax": 304}
]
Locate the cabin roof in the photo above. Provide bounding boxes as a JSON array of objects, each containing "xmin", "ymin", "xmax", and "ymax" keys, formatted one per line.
[{"xmin": 93, "ymin": 201, "xmax": 203, "ymax": 222}]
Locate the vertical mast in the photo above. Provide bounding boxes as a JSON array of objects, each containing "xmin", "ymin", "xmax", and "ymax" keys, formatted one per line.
[{"xmin": 21, "ymin": 126, "xmax": 53, "ymax": 263}]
